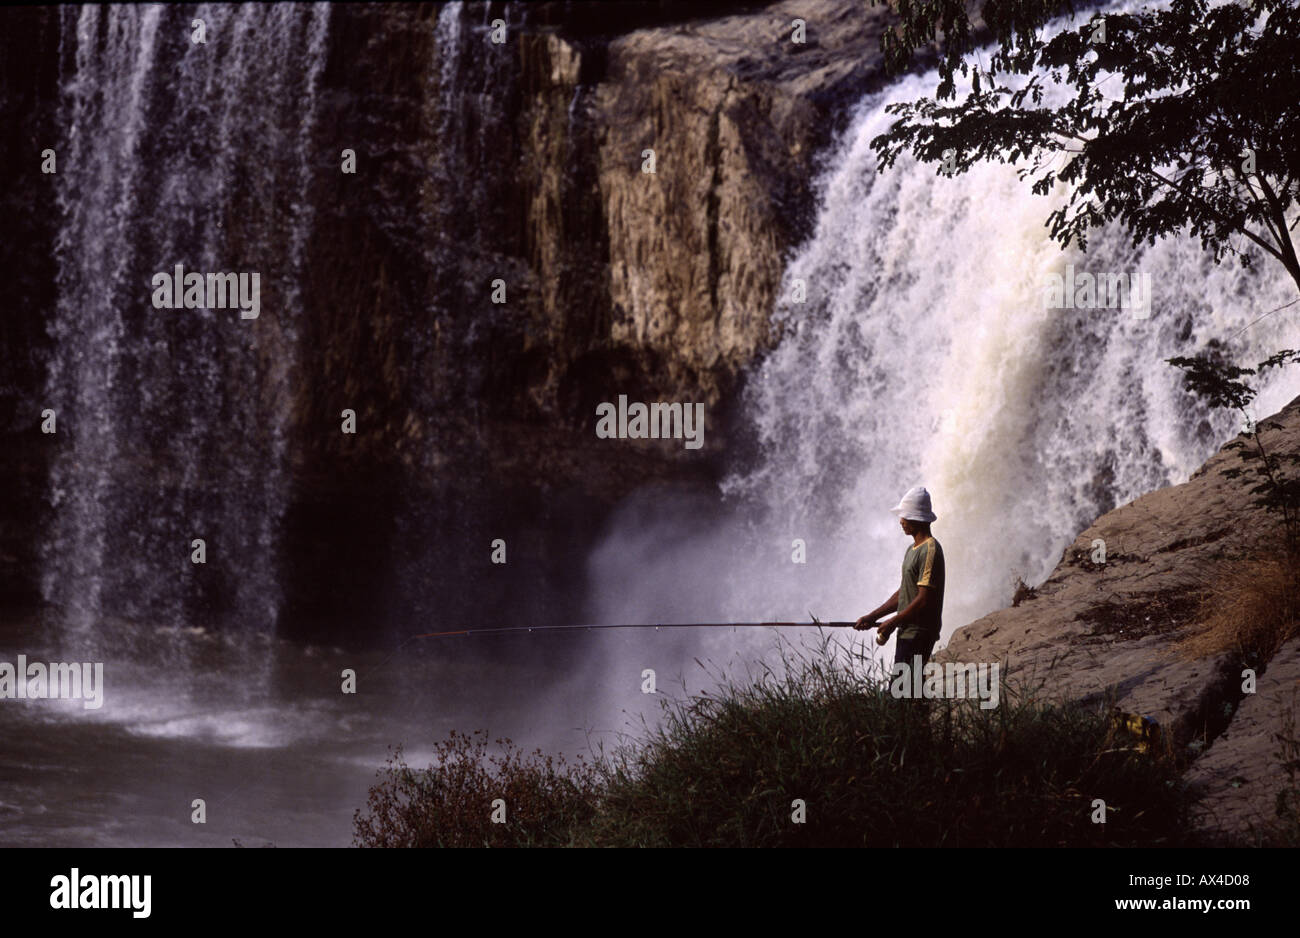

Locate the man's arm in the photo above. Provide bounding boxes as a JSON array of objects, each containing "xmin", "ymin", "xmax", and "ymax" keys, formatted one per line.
[
  {"xmin": 854, "ymin": 591, "xmax": 899, "ymax": 630},
  {"xmin": 886, "ymin": 586, "xmax": 932, "ymax": 632}
]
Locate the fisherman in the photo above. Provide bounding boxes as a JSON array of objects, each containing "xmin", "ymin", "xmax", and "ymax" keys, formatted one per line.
[{"xmin": 854, "ymin": 486, "xmax": 945, "ymax": 692}]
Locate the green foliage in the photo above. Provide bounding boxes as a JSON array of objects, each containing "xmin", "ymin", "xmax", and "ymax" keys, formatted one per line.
[
  {"xmin": 1169, "ymin": 349, "xmax": 1300, "ymax": 551},
  {"xmin": 871, "ymin": 0, "xmax": 1300, "ymax": 290},
  {"xmin": 877, "ymin": 0, "xmax": 1077, "ymax": 92},
  {"xmin": 356, "ymin": 640, "xmax": 1195, "ymax": 847},
  {"xmin": 575, "ymin": 644, "xmax": 1188, "ymax": 846},
  {"xmin": 1166, "ymin": 351, "xmax": 1256, "ymax": 411},
  {"xmin": 352, "ymin": 730, "xmax": 599, "ymax": 847}
]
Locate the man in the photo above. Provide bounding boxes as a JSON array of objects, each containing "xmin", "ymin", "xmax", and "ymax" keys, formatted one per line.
[{"xmin": 854, "ymin": 486, "xmax": 945, "ymax": 690}]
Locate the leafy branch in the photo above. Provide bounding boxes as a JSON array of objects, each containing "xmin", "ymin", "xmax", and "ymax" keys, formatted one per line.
[{"xmin": 1169, "ymin": 350, "xmax": 1300, "ymax": 552}]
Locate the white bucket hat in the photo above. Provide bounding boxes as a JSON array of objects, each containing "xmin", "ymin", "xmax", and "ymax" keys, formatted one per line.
[{"xmin": 891, "ymin": 485, "xmax": 937, "ymax": 523}]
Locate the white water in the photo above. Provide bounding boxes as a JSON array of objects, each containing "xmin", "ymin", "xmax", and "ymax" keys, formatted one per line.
[
  {"xmin": 14, "ymin": 1, "xmax": 1300, "ymax": 848},
  {"xmin": 42, "ymin": 5, "xmax": 331, "ymax": 670},
  {"xmin": 586, "ymin": 53, "xmax": 1300, "ymax": 665}
]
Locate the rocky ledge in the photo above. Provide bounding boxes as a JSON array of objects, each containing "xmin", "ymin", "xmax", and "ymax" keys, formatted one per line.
[{"xmin": 938, "ymin": 395, "xmax": 1300, "ymax": 842}]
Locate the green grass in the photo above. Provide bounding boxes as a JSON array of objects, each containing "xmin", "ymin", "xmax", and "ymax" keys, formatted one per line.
[{"xmin": 354, "ymin": 638, "xmax": 1198, "ymax": 847}]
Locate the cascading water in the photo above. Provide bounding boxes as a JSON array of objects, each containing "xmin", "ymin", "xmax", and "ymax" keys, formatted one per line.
[
  {"xmin": 385, "ymin": 0, "xmax": 534, "ymax": 634},
  {"xmin": 41, "ymin": 4, "xmax": 331, "ymax": 675},
  {"xmin": 732, "ymin": 72, "xmax": 1300, "ymax": 632},
  {"xmin": 1, "ymin": 0, "xmax": 1291, "ymax": 849},
  {"xmin": 585, "ymin": 49, "xmax": 1300, "ymax": 658}
]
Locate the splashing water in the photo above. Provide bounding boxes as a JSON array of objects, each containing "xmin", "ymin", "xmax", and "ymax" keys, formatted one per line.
[
  {"xmin": 586, "ymin": 58, "xmax": 1300, "ymax": 660},
  {"xmin": 41, "ymin": 4, "xmax": 331, "ymax": 676}
]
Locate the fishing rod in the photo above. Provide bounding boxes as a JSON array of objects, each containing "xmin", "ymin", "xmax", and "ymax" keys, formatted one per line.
[{"xmin": 416, "ymin": 615, "xmax": 890, "ymax": 641}]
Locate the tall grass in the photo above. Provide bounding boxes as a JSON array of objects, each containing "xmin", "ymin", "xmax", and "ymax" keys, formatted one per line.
[
  {"xmin": 355, "ymin": 637, "xmax": 1194, "ymax": 847},
  {"xmin": 1175, "ymin": 555, "xmax": 1300, "ymax": 664}
]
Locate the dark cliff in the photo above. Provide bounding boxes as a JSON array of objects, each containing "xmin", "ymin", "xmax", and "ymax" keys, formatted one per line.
[{"xmin": 0, "ymin": 1, "xmax": 892, "ymax": 636}]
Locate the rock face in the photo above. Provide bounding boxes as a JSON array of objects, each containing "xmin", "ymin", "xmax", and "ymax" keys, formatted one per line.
[
  {"xmin": 591, "ymin": 0, "xmax": 890, "ymax": 404},
  {"xmin": 290, "ymin": 0, "xmax": 892, "ymax": 485},
  {"xmin": 1185, "ymin": 637, "xmax": 1300, "ymax": 841},
  {"xmin": 937, "ymin": 395, "xmax": 1300, "ymax": 841},
  {"xmin": 0, "ymin": 7, "xmax": 59, "ymax": 609},
  {"xmin": 0, "ymin": 2, "xmax": 892, "ymax": 634}
]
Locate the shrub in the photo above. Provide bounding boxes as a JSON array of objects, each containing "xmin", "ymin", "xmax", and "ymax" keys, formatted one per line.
[
  {"xmin": 353, "ymin": 729, "xmax": 599, "ymax": 847},
  {"xmin": 356, "ymin": 639, "xmax": 1196, "ymax": 847},
  {"xmin": 573, "ymin": 642, "xmax": 1190, "ymax": 847}
]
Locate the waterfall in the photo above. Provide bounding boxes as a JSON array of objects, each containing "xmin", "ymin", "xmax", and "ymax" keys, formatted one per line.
[
  {"xmin": 41, "ymin": 4, "xmax": 331, "ymax": 664},
  {"xmin": 732, "ymin": 71, "xmax": 1300, "ymax": 633},
  {"xmin": 384, "ymin": 0, "xmax": 531, "ymax": 633},
  {"xmin": 585, "ymin": 52, "xmax": 1300, "ymax": 653},
  {"xmin": 35, "ymin": 2, "xmax": 1298, "ymax": 662}
]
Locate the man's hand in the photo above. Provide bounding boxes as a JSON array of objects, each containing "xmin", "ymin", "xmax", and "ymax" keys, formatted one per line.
[
  {"xmin": 853, "ymin": 614, "xmax": 877, "ymax": 631},
  {"xmin": 875, "ymin": 621, "xmax": 896, "ymax": 646}
]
